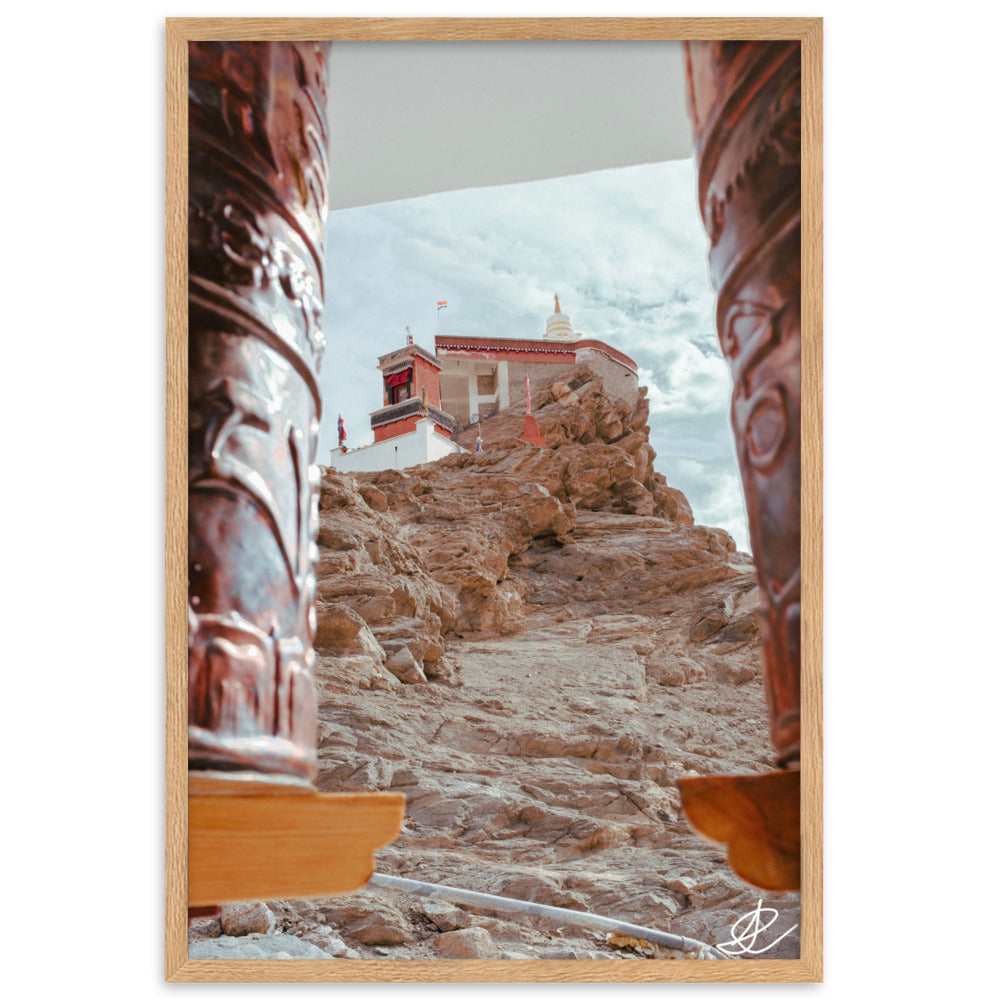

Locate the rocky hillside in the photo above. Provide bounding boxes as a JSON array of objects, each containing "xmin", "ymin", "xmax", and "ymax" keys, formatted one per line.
[{"xmin": 189, "ymin": 366, "xmax": 801, "ymax": 962}]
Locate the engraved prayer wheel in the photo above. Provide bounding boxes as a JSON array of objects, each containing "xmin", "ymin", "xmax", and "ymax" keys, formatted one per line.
[
  {"xmin": 686, "ymin": 39, "xmax": 802, "ymax": 768},
  {"xmin": 677, "ymin": 40, "xmax": 802, "ymax": 891},
  {"xmin": 187, "ymin": 41, "xmax": 330, "ymax": 785}
]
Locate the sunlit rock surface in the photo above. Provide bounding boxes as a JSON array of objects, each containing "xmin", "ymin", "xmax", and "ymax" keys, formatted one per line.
[{"xmin": 189, "ymin": 367, "xmax": 799, "ymax": 962}]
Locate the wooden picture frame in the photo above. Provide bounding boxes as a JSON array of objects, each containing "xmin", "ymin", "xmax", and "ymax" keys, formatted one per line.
[{"xmin": 166, "ymin": 16, "xmax": 822, "ymax": 983}]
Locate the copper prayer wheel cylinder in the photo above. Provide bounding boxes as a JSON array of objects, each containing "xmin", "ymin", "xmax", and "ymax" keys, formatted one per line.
[
  {"xmin": 685, "ymin": 41, "xmax": 802, "ymax": 768},
  {"xmin": 187, "ymin": 41, "xmax": 331, "ymax": 785}
]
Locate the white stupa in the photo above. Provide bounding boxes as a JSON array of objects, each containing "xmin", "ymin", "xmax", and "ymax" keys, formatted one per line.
[{"xmin": 544, "ymin": 294, "xmax": 578, "ymax": 342}]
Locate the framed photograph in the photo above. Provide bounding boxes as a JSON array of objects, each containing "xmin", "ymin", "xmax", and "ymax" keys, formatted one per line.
[{"xmin": 166, "ymin": 16, "xmax": 822, "ymax": 983}]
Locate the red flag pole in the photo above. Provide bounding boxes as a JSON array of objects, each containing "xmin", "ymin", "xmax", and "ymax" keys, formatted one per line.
[{"xmin": 519, "ymin": 374, "xmax": 545, "ymax": 447}]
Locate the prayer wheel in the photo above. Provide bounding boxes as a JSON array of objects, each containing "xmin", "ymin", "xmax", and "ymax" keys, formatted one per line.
[
  {"xmin": 678, "ymin": 40, "xmax": 803, "ymax": 890},
  {"xmin": 187, "ymin": 41, "xmax": 330, "ymax": 785}
]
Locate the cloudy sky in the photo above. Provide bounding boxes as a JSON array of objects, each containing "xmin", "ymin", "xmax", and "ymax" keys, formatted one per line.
[{"xmin": 318, "ymin": 158, "xmax": 750, "ymax": 552}]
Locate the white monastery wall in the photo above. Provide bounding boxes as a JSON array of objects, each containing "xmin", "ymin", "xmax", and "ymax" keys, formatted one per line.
[
  {"xmin": 575, "ymin": 349, "xmax": 641, "ymax": 409},
  {"xmin": 328, "ymin": 418, "xmax": 464, "ymax": 473}
]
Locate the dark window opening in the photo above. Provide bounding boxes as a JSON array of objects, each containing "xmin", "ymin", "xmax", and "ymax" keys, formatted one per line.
[{"xmin": 385, "ymin": 368, "xmax": 413, "ymax": 405}]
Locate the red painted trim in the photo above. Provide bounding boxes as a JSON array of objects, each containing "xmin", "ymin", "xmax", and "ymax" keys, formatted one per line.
[
  {"xmin": 373, "ymin": 415, "xmax": 421, "ymax": 442},
  {"xmin": 434, "ymin": 335, "xmax": 637, "ymax": 373},
  {"xmin": 373, "ymin": 416, "xmax": 456, "ymax": 443}
]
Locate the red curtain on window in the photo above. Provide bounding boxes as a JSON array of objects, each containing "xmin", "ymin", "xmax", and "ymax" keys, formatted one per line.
[{"xmin": 386, "ymin": 369, "xmax": 412, "ymax": 388}]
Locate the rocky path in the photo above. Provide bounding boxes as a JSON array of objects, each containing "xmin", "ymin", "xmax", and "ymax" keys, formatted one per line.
[{"xmin": 189, "ymin": 368, "xmax": 801, "ymax": 963}]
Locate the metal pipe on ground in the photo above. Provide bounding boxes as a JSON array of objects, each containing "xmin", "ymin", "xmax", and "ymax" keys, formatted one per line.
[{"xmin": 368, "ymin": 872, "xmax": 731, "ymax": 960}]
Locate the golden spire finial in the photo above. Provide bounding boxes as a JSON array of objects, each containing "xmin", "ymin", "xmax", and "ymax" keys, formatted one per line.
[{"xmin": 554, "ymin": 294, "xmax": 561, "ymax": 313}]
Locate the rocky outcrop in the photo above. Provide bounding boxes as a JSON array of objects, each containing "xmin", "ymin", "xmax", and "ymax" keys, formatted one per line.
[
  {"xmin": 190, "ymin": 366, "xmax": 800, "ymax": 963},
  {"xmin": 454, "ymin": 367, "xmax": 693, "ymax": 523},
  {"xmin": 314, "ymin": 367, "xmax": 701, "ymax": 655}
]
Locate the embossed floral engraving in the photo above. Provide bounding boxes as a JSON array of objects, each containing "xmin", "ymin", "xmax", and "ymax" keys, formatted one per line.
[
  {"xmin": 686, "ymin": 41, "xmax": 802, "ymax": 767},
  {"xmin": 187, "ymin": 42, "xmax": 330, "ymax": 783}
]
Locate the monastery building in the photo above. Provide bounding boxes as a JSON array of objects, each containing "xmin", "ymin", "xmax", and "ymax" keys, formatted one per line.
[{"xmin": 328, "ymin": 296, "xmax": 638, "ymax": 472}]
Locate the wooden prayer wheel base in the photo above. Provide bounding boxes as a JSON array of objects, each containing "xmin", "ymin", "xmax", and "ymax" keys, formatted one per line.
[
  {"xmin": 188, "ymin": 791, "xmax": 406, "ymax": 907},
  {"xmin": 678, "ymin": 769, "xmax": 800, "ymax": 892}
]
